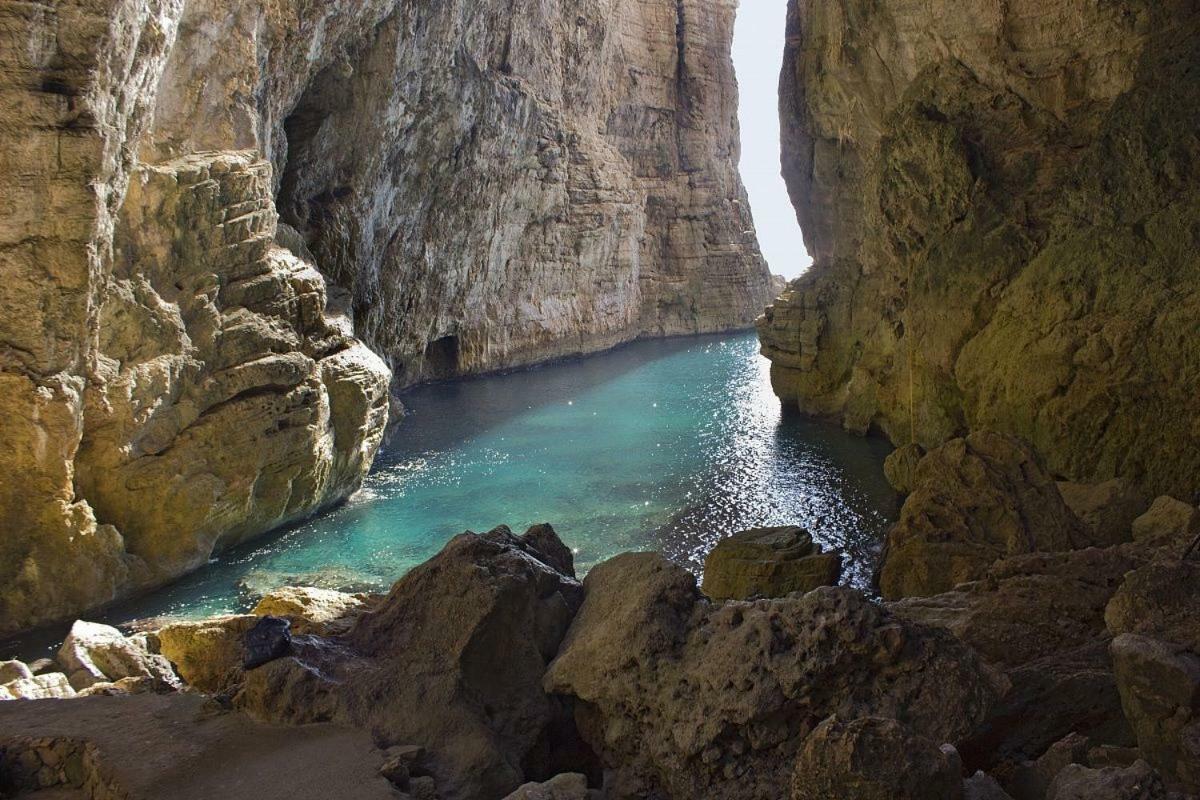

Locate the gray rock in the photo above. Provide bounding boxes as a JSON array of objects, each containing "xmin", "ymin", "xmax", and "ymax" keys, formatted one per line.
[{"xmin": 58, "ymin": 620, "xmax": 178, "ymax": 691}]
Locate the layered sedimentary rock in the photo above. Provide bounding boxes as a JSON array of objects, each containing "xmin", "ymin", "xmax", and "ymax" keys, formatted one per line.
[
  {"xmin": 760, "ymin": 0, "xmax": 1200, "ymax": 498},
  {"xmin": 0, "ymin": 0, "xmax": 769, "ymax": 635}
]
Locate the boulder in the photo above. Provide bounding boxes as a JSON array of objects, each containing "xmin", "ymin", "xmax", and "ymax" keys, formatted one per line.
[
  {"xmin": 235, "ymin": 524, "xmax": 586, "ymax": 800},
  {"xmin": 1003, "ymin": 733, "xmax": 1090, "ymax": 800},
  {"xmin": 1131, "ymin": 497, "xmax": 1200, "ymax": 554},
  {"xmin": 157, "ymin": 615, "xmax": 259, "ymax": 694},
  {"xmin": 545, "ymin": 553, "xmax": 1003, "ymax": 800},
  {"xmin": 879, "ymin": 433, "xmax": 1091, "ymax": 599},
  {"xmin": 0, "ymin": 660, "xmax": 32, "ymax": 684},
  {"xmin": 964, "ymin": 772, "xmax": 1015, "ymax": 800},
  {"xmin": 502, "ymin": 773, "xmax": 591, "ymax": 800},
  {"xmin": 1106, "ymin": 561, "xmax": 1200, "ymax": 652},
  {"xmin": 251, "ymin": 586, "xmax": 367, "ymax": 633},
  {"xmin": 0, "ymin": 672, "xmax": 76, "ymax": 700},
  {"xmin": 884, "ymin": 443, "xmax": 927, "ymax": 495},
  {"xmin": 57, "ymin": 620, "xmax": 178, "ymax": 691},
  {"xmin": 701, "ymin": 526, "xmax": 842, "ymax": 601},
  {"xmin": 243, "ymin": 617, "xmax": 293, "ymax": 670},
  {"xmin": 1047, "ymin": 760, "xmax": 1169, "ymax": 800},
  {"xmin": 1110, "ymin": 634, "xmax": 1200, "ymax": 789},
  {"xmin": 890, "ymin": 547, "xmax": 1139, "ymax": 669},
  {"xmin": 1057, "ymin": 479, "xmax": 1149, "ymax": 547},
  {"xmin": 790, "ymin": 716, "xmax": 964, "ymax": 800}
]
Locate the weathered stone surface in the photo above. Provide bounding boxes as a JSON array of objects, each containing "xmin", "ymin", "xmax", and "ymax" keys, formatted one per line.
[
  {"xmin": 157, "ymin": 615, "xmax": 259, "ymax": 694},
  {"xmin": 890, "ymin": 547, "xmax": 1139, "ymax": 669},
  {"xmin": 964, "ymin": 772, "xmax": 1016, "ymax": 800},
  {"xmin": 57, "ymin": 620, "xmax": 178, "ymax": 691},
  {"xmin": 1131, "ymin": 497, "xmax": 1200, "ymax": 555},
  {"xmin": 0, "ymin": 693, "xmax": 400, "ymax": 799},
  {"xmin": 251, "ymin": 586, "xmax": 368, "ymax": 633},
  {"xmin": 233, "ymin": 525, "xmax": 586, "ymax": 800},
  {"xmin": 892, "ymin": 546, "xmax": 1142, "ymax": 770},
  {"xmin": 545, "ymin": 553, "xmax": 1003, "ymax": 800},
  {"xmin": 790, "ymin": 716, "xmax": 964, "ymax": 800},
  {"xmin": 701, "ymin": 526, "xmax": 842, "ymax": 601},
  {"xmin": 0, "ymin": 660, "xmax": 32, "ymax": 684},
  {"xmin": 502, "ymin": 773, "xmax": 591, "ymax": 800},
  {"xmin": 0, "ymin": 0, "xmax": 769, "ymax": 639},
  {"xmin": 1047, "ymin": 760, "xmax": 1170, "ymax": 800},
  {"xmin": 1110, "ymin": 634, "xmax": 1200, "ymax": 789},
  {"xmin": 1003, "ymin": 733, "xmax": 1091, "ymax": 800},
  {"xmin": 760, "ymin": 0, "xmax": 1200, "ymax": 502},
  {"xmin": 1106, "ymin": 561, "xmax": 1200, "ymax": 653},
  {"xmin": 1058, "ymin": 480, "xmax": 1150, "ymax": 548},
  {"xmin": 884, "ymin": 443, "xmax": 926, "ymax": 495},
  {"xmin": 0, "ymin": 672, "xmax": 77, "ymax": 701},
  {"xmin": 879, "ymin": 432, "xmax": 1091, "ymax": 599}
]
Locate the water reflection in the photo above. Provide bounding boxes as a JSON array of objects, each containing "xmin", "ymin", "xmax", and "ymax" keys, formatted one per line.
[{"xmin": 2, "ymin": 333, "xmax": 897, "ymax": 659}]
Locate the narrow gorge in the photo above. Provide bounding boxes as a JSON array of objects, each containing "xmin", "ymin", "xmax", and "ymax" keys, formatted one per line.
[
  {"xmin": 0, "ymin": 0, "xmax": 771, "ymax": 635},
  {"xmin": 2, "ymin": 1, "xmax": 1199, "ymax": 800}
]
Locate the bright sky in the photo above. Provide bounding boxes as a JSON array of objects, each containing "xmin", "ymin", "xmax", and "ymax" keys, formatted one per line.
[{"xmin": 732, "ymin": 0, "xmax": 811, "ymax": 279}]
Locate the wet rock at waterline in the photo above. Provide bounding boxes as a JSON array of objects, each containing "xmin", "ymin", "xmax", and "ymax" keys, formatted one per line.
[{"xmin": 701, "ymin": 526, "xmax": 842, "ymax": 601}]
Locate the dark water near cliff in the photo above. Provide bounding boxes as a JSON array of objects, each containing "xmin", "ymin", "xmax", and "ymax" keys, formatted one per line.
[{"xmin": 4, "ymin": 333, "xmax": 898, "ymax": 657}]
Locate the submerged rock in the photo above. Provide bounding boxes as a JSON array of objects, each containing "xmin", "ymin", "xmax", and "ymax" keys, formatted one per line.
[
  {"xmin": 791, "ymin": 716, "xmax": 964, "ymax": 800},
  {"xmin": 701, "ymin": 526, "xmax": 842, "ymax": 601},
  {"xmin": 879, "ymin": 432, "xmax": 1091, "ymax": 599},
  {"xmin": 545, "ymin": 553, "xmax": 1003, "ymax": 800}
]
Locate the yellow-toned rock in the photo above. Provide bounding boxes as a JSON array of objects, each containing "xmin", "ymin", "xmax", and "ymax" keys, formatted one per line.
[{"xmin": 702, "ymin": 527, "xmax": 842, "ymax": 601}]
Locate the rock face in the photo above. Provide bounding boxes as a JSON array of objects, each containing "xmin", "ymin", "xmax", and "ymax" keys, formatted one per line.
[
  {"xmin": 544, "ymin": 553, "xmax": 1003, "ymax": 800},
  {"xmin": 760, "ymin": 0, "xmax": 1200, "ymax": 500},
  {"xmin": 701, "ymin": 526, "xmax": 842, "ymax": 601},
  {"xmin": 227, "ymin": 525, "xmax": 587, "ymax": 800},
  {"xmin": 878, "ymin": 432, "xmax": 1091, "ymax": 599},
  {"xmin": 0, "ymin": 0, "xmax": 769, "ymax": 636},
  {"xmin": 791, "ymin": 716, "xmax": 964, "ymax": 800}
]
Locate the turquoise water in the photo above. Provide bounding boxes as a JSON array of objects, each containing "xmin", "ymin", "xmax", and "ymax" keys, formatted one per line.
[{"xmin": 5, "ymin": 333, "xmax": 898, "ymax": 653}]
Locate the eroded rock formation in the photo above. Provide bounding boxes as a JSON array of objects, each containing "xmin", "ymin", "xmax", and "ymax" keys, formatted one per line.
[
  {"xmin": 0, "ymin": 0, "xmax": 770, "ymax": 636},
  {"xmin": 760, "ymin": 0, "xmax": 1200, "ymax": 498}
]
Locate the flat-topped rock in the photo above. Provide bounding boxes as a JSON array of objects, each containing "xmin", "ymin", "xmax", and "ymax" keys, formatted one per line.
[
  {"xmin": 702, "ymin": 526, "xmax": 842, "ymax": 601},
  {"xmin": 0, "ymin": 693, "xmax": 399, "ymax": 800}
]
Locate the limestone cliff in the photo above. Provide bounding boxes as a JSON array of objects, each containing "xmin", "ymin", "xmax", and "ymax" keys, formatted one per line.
[
  {"xmin": 0, "ymin": 0, "xmax": 769, "ymax": 636},
  {"xmin": 759, "ymin": 0, "xmax": 1200, "ymax": 498}
]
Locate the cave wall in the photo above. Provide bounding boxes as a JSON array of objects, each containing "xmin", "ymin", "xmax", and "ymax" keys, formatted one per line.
[
  {"xmin": 0, "ymin": 0, "xmax": 769, "ymax": 635},
  {"xmin": 759, "ymin": 0, "xmax": 1200, "ymax": 498}
]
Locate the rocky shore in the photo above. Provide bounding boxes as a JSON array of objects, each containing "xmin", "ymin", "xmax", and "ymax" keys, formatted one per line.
[{"xmin": 2, "ymin": 433, "xmax": 1197, "ymax": 799}]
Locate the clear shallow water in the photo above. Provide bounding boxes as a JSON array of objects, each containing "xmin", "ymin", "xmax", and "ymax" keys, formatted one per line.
[{"xmin": 4, "ymin": 333, "xmax": 897, "ymax": 656}]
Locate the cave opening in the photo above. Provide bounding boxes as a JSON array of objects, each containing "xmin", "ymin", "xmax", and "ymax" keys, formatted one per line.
[{"xmin": 424, "ymin": 335, "xmax": 461, "ymax": 379}]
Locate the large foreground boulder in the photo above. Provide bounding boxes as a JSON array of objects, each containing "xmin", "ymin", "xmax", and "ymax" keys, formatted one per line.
[
  {"xmin": 232, "ymin": 525, "xmax": 588, "ymax": 800},
  {"xmin": 701, "ymin": 526, "xmax": 842, "ymax": 601},
  {"xmin": 879, "ymin": 432, "xmax": 1091, "ymax": 599},
  {"xmin": 545, "ymin": 553, "xmax": 1004, "ymax": 800}
]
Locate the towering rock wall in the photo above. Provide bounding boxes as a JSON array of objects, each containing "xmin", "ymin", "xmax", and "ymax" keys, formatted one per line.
[
  {"xmin": 759, "ymin": 0, "xmax": 1200, "ymax": 498},
  {"xmin": 0, "ymin": 0, "xmax": 769, "ymax": 636}
]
